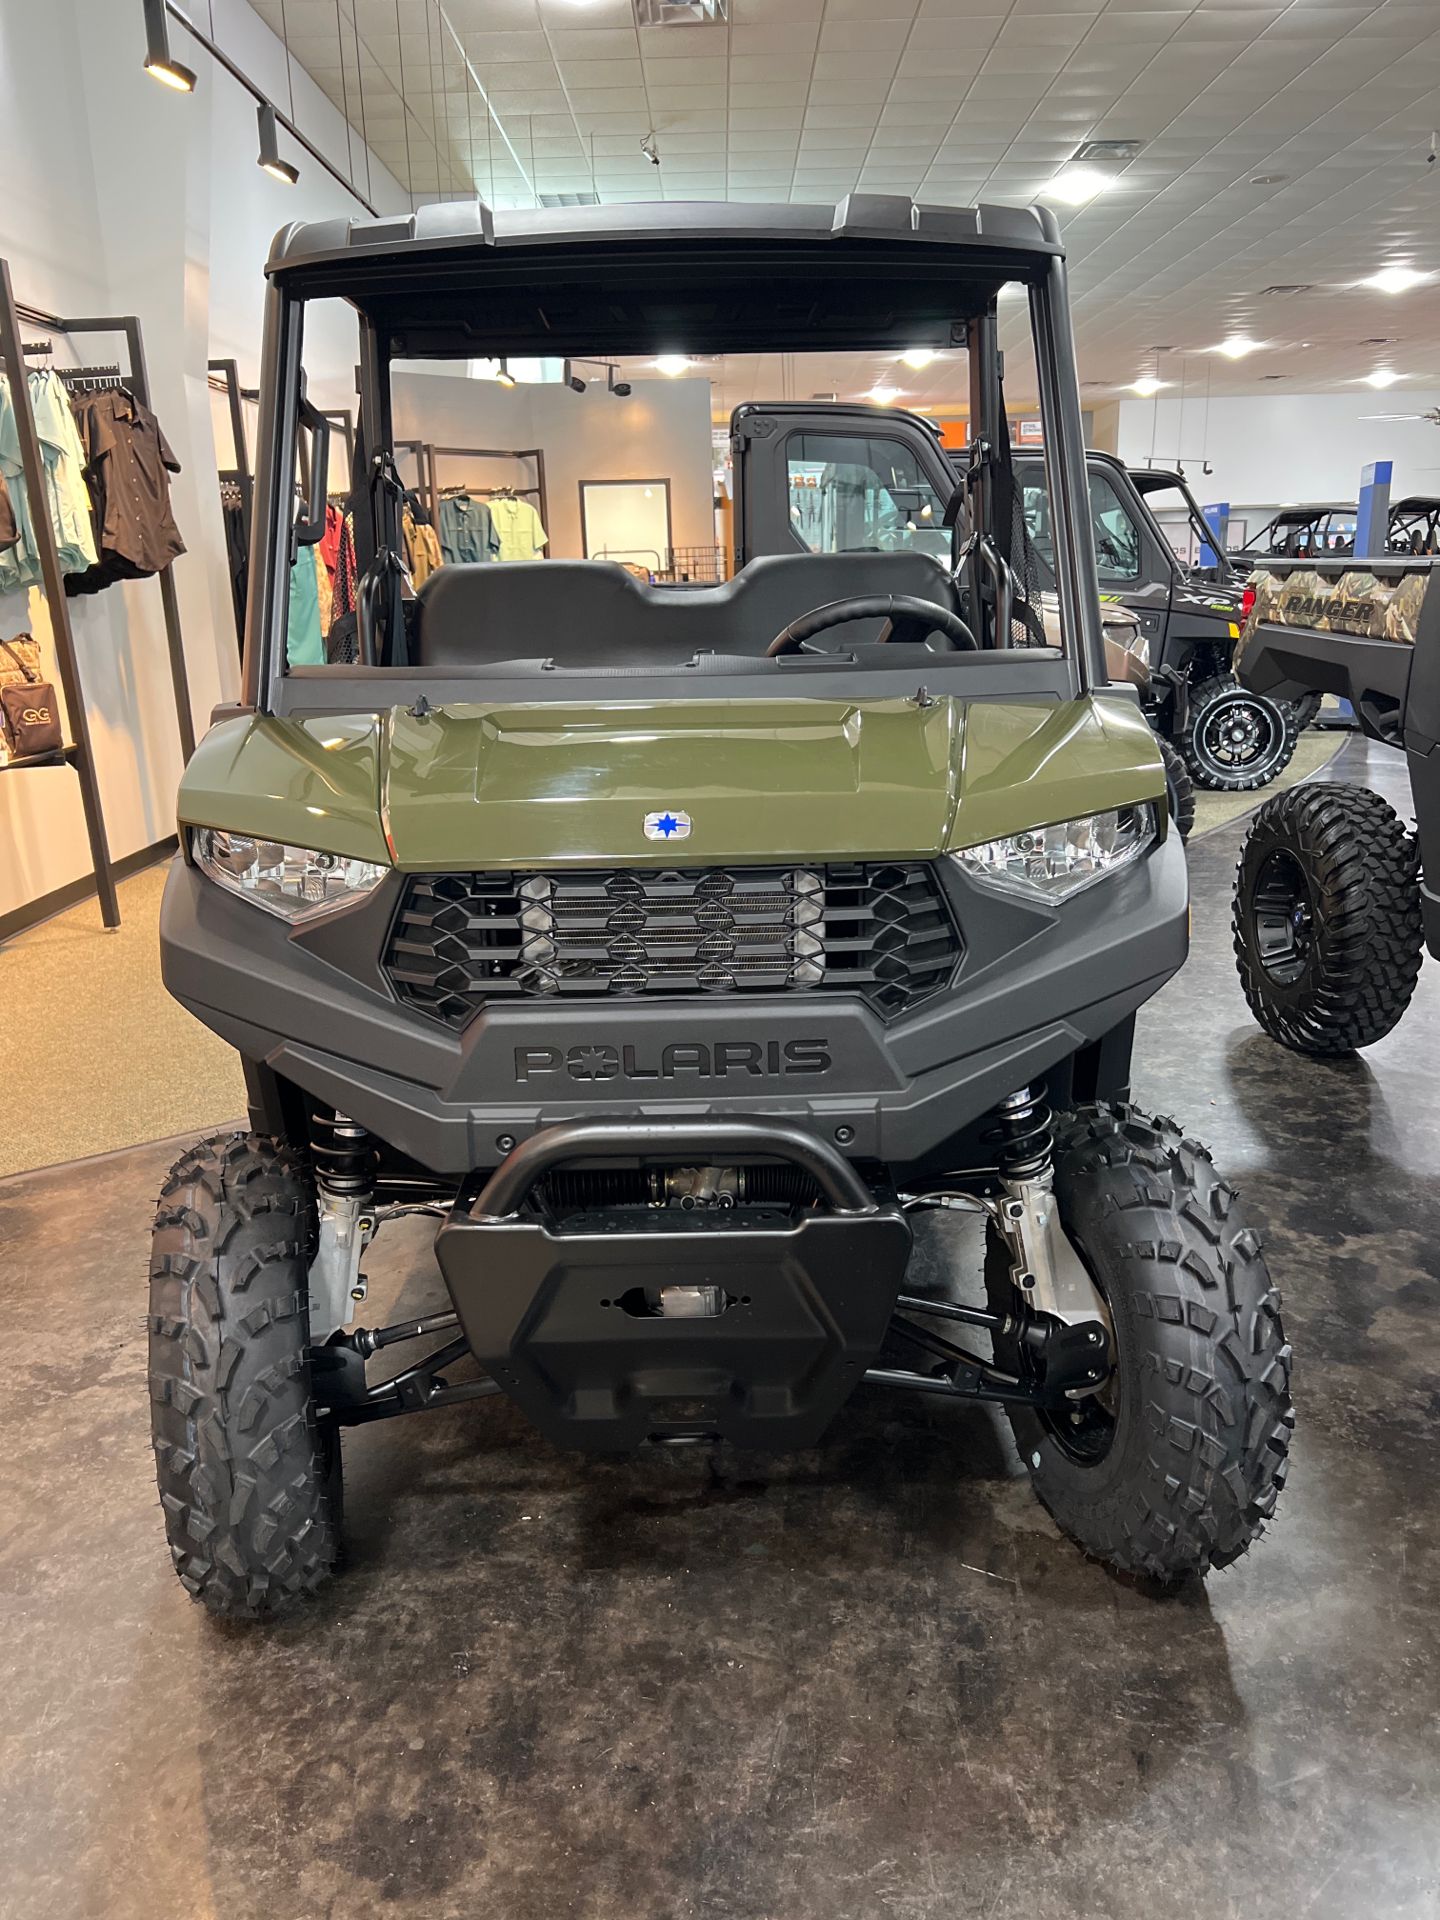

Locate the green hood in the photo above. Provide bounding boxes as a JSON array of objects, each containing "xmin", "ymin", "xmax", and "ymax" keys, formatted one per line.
[{"xmin": 177, "ymin": 694, "xmax": 1163, "ymax": 868}]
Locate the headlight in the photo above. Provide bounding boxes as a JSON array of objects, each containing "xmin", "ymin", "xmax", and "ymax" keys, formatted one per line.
[
  {"xmin": 193, "ymin": 828, "xmax": 388, "ymax": 922},
  {"xmin": 950, "ymin": 805, "xmax": 1156, "ymax": 904}
]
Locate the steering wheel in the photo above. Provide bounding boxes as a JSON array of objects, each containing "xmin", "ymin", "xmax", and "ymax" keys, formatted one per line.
[{"xmin": 767, "ymin": 594, "xmax": 979, "ymax": 657}]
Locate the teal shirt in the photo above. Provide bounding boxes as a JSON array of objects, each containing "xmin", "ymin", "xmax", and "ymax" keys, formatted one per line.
[{"xmin": 287, "ymin": 550, "xmax": 325, "ymax": 666}]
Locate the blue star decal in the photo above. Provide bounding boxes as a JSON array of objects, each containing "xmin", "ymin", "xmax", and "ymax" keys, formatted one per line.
[{"xmin": 645, "ymin": 807, "xmax": 692, "ymax": 841}]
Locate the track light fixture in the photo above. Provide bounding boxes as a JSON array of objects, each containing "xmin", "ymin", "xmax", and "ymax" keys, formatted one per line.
[
  {"xmin": 494, "ymin": 359, "xmax": 518, "ymax": 388},
  {"xmin": 607, "ymin": 365, "xmax": 633, "ymax": 398},
  {"xmin": 142, "ymin": 0, "xmax": 197, "ymax": 92},
  {"xmin": 257, "ymin": 103, "xmax": 299, "ymax": 184},
  {"xmin": 640, "ymin": 132, "xmax": 660, "ymax": 168},
  {"xmin": 563, "ymin": 361, "xmax": 587, "ymax": 393}
]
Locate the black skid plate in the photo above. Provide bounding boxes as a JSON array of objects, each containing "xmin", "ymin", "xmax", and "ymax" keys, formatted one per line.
[{"xmin": 434, "ymin": 1120, "xmax": 912, "ymax": 1451}]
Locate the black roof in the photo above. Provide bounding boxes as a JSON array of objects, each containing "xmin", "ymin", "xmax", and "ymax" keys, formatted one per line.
[
  {"xmin": 1391, "ymin": 496, "xmax": 1440, "ymax": 515},
  {"xmin": 266, "ymin": 195, "xmax": 1063, "ymax": 359}
]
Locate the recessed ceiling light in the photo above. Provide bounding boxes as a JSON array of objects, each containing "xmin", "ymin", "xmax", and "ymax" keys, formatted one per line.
[
  {"xmin": 867, "ymin": 384, "xmax": 901, "ymax": 405},
  {"xmin": 1361, "ymin": 266, "xmax": 1433, "ymax": 295},
  {"xmin": 1041, "ymin": 164, "xmax": 1117, "ymax": 207},
  {"xmin": 1073, "ymin": 138, "xmax": 1144, "ymax": 163},
  {"xmin": 1362, "ymin": 369, "xmax": 1404, "ymax": 389},
  {"xmin": 655, "ymin": 354, "xmax": 692, "ymax": 376},
  {"xmin": 1129, "ymin": 377, "xmax": 1169, "ymax": 397},
  {"xmin": 1214, "ymin": 336, "xmax": 1261, "ymax": 359},
  {"xmin": 901, "ymin": 347, "xmax": 936, "ymax": 369}
]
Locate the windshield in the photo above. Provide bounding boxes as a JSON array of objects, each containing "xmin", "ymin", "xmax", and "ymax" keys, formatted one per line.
[
  {"xmin": 245, "ymin": 227, "xmax": 1105, "ymax": 707},
  {"xmin": 1131, "ymin": 476, "xmax": 1235, "ymax": 580}
]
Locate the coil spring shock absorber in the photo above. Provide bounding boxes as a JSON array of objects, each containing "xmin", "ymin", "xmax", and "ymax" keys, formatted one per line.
[
  {"xmin": 308, "ymin": 1110, "xmax": 377, "ymax": 1326},
  {"xmin": 311, "ymin": 1109, "xmax": 376, "ymax": 1197},
  {"xmin": 984, "ymin": 1085, "xmax": 1053, "ymax": 1184},
  {"xmin": 982, "ymin": 1087, "xmax": 1111, "ymax": 1390},
  {"xmin": 983, "ymin": 1085, "xmax": 1056, "ymax": 1307}
]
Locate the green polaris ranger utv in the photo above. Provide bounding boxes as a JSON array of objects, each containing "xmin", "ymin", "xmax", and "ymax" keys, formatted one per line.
[{"xmin": 150, "ymin": 197, "xmax": 1291, "ymax": 1618}]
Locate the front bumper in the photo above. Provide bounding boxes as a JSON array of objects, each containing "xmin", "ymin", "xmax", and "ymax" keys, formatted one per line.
[
  {"xmin": 435, "ymin": 1117, "xmax": 912, "ymax": 1450},
  {"xmin": 159, "ymin": 837, "xmax": 1188, "ymax": 1176}
]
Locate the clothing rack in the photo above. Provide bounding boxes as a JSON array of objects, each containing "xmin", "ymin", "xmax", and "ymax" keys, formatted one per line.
[
  {"xmin": 1, "ymin": 266, "xmax": 196, "ymax": 934},
  {"xmin": 56, "ymin": 364, "xmax": 123, "ymax": 395},
  {"xmin": 209, "ymin": 359, "xmax": 254, "ymax": 652},
  {"xmin": 393, "ymin": 438, "xmax": 433, "ymax": 519},
  {"xmin": 424, "ymin": 445, "xmax": 548, "ymax": 543},
  {"xmin": 323, "ymin": 408, "xmax": 356, "ymax": 471}
]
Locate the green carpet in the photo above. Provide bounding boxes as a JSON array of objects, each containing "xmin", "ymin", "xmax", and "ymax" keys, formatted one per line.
[
  {"xmin": 0, "ymin": 863, "xmax": 246, "ymax": 1178},
  {"xmin": 1191, "ymin": 728, "xmax": 1343, "ymax": 839}
]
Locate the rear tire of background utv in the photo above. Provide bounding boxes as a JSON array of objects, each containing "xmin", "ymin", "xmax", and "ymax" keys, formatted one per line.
[
  {"xmin": 1158, "ymin": 736, "xmax": 1195, "ymax": 843},
  {"xmin": 1290, "ymin": 690, "xmax": 1323, "ymax": 732},
  {"xmin": 148, "ymin": 1131, "xmax": 341, "ymax": 1619},
  {"xmin": 1232, "ymin": 784, "xmax": 1424, "ymax": 1055},
  {"xmin": 985, "ymin": 1103, "xmax": 1293, "ymax": 1584},
  {"xmin": 1181, "ymin": 674, "xmax": 1299, "ymax": 791}
]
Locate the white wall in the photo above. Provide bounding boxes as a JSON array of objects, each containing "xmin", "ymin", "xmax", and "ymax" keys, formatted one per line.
[
  {"xmin": 1115, "ymin": 390, "xmax": 1440, "ymax": 521},
  {"xmin": 392, "ymin": 370, "xmax": 717, "ymax": 562},
  {"xmin": 0, "ymin": 0, "xmax": 407, "ymax": 926}
]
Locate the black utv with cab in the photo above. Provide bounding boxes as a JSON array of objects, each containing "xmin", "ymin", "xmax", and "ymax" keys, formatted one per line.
[{"xmin": 733, "ymin": 404, "xmax": 1300, "ymax": 794}]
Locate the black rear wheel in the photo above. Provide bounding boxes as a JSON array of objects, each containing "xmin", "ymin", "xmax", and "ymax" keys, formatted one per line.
[
  {"xmin": 1290, "ymin": 690, "xmax": 1323, "ymax": 731},
  {"xmin": 1182, "ymin": 673, "xmax": 1299, "ymax": 791},
  {"xmin": 1233, "ymin": 784, "xmax": 1424, "ymax": 1054},
  {"xmin": 985, "ymin": 1104, "xmax": 1292, "ymax": 1583},
  {"xmin": 1158, "ymin": 735, "xmax": 1195, "ymax": 843}
]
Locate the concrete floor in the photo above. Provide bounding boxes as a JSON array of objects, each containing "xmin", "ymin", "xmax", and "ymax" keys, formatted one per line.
[{"xmin": 1, "ymin": 735, "xmax": 1436, "ymax": 1920}]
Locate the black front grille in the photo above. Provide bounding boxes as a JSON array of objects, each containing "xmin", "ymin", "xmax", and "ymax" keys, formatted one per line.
[{"xmin": 384, "ymin": 863, "xmax": 959, "ymax": 1029}]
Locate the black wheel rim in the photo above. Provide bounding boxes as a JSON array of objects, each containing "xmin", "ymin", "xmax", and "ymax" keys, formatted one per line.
[
  {"xmin": 1251, "ymin": 848, "xmax": 1315, "ymax": 986},
  {"xmin": 1193, "ymin": 692, "xmax": 1284, "ymax": 781}
]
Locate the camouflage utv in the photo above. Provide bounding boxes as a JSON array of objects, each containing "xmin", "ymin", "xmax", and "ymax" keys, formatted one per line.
[
  {"xmin": 1232, "ymin": 553, "xmax": 1438, "ymax": 1052},
  {"xmin": 149, "ymin": 198, "xmax": 1292, "ymax": 1617}
]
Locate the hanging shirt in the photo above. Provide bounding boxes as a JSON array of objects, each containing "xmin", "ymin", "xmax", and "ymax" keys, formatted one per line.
[
  {"xmin": 403, "ymin": 505, "xmax": 444, "ymax": 587},
  {"xmin": 287, "ymin": 549, "xmax": 325, "ymax": 666},
  {"xmin": 330, "ymin": 512, "xmax": 358, "ymax": 630},
  {"xmin": 0, "ymin": 371, "xmax": 99, "ymax": 591},
  {"xmin": 438, "ymin": 493, "xmax": 497, "ymax": 565},
  {"xmin": 318, "ymin": 502, "xmax": 343, "ymax": 580},
  {"xmin": 65, "ymin": 386, "xmax": 185, "ymax": 595},
  {"xmin": 487, "ymin": 494, "xmax": 548, "ymax": 563}
]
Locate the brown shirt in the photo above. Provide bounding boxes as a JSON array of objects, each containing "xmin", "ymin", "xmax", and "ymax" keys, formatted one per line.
[{"xmin": 66, "ymin": 388, "xmax": 185, "ymax": 593}]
